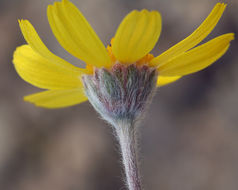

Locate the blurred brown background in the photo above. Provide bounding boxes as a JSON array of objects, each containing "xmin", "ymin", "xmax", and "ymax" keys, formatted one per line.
[{"xmin": 0, "ymin": 0, "xmax": 237, "ymax": 189}]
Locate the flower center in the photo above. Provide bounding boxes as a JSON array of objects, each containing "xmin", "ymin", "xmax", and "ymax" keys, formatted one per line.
[
  {"xmin": 85, "ymin": 39, "xmax": 155, "ymax": 75},
  {"xmin": 106, "ymin": 41, "xmax": 154, "ymax": 67}
]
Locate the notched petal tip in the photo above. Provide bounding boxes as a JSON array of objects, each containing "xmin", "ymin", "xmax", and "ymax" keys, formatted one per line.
[
  {"xmin": 217, "ymin": 2, "xmax": 227, "ymax": 7},
  {"xmin": 18, "ymin": 19, "xmax": 27, "ymax": 29},
  {"xmin": 62, "ymin": 0, "xmax": 71, "ymax": 5}
]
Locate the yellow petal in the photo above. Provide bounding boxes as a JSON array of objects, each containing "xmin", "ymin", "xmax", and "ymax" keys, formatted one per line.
[
  {"xmin": 157, "ymin": 76, "xmax": 181, "ymax": 87},
  {"xmin": 18, "ymin": 19, "xmax": 82, "ymax": 72},
  {"xmin": 112, "ymin": 9, "xmax": 161, "ymax": 63},
  {"xmin": 158, "ymin": 33, "xmax": 234, "ymax": 76},
  {"xmin": 47, "ymin": 0, "xmax": 110, "ymax": 67},
  {"xmin": 13, "ymin": 45, "xmax": 83, "ymax": 89},
  {"xmin": 151, "ymin": 3, "xmax": 227, "ymax": 66},
  {"xmin": 24, "ymin": 89, "xmax": 87, "ymax": 109}
]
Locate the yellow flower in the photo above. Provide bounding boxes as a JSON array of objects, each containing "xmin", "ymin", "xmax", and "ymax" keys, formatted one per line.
[{"xmin": 13, "ymin": 0, "xmax": 234, "ymax": 108}]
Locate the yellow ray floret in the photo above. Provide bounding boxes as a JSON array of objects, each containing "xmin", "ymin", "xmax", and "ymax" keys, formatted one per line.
[
  {"xmin": 13, "ymin": 45, "xmax": 83, "ymax": 89},
  {"xmin": 47, "ymin": 0, "xmax": 110, "ymax": 68},
  {"xmin": 18, "ymin": 19, "xmax": 83, "ymax": 72},
  {"xmin": 150, "ymin": 3, "xmax": 227, "ymax": 66},
  {"xmin": 158, "ymin": 33, "xmax": 234, "ymax": 76},
  {"xmin": 112, "ymin": 9, "xmax": 161, "ymax": 63},
  {"xmin": 24, "ymin": 89, "xmax": 87, "ymax": 108}
]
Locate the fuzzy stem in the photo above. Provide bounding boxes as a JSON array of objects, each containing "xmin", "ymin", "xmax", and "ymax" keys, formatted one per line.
[{"xmin": 115, "ymin": 120, "xmax": 142, "ymax": 190}]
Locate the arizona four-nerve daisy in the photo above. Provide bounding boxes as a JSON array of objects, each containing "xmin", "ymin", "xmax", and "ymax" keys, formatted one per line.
[
  {"xmin": 13, "ymin": 1, "xmax": 234, "ymax": 190},
  {"xmin": 13, "ymin": 0, "xmax": 234, "ymax": 111}
]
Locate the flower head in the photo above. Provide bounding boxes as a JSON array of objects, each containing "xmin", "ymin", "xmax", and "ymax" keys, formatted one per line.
[
  {"xmin": 12, "ymin": 2, "xmax": 235, "ymax": 189},
  {"xmin": 13, "ymin": 0, "xmax": 234, "ymax": 111}
]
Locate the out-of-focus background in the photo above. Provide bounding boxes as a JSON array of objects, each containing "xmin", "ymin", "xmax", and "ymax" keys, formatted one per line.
[{"xmin": 0, "ymin": 0, "xmax": 237, "ymax": 189}]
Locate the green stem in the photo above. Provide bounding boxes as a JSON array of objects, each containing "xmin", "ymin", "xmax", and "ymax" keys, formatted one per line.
[{"xmin": 115, "ymin": 120, "xmax": 142, "ymax": 190}]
